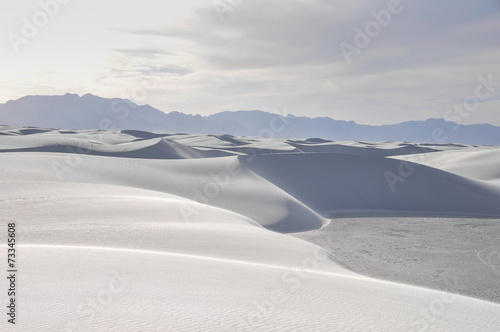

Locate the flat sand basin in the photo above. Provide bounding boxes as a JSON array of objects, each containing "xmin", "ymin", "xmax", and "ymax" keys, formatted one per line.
[{"xmin": 292, "ymin": 216, "xmax": 500, "ymax": 304}]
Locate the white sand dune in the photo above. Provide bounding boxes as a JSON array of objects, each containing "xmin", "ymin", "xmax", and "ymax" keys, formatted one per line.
[
  {"xmin": 240, "ymin": 152, "xmax": 500, "ymax": 218},
  {"xmin": 1, "ymin": 127, "xmax": 500, "ymax": 331},
  {"xmin": 392, "ymin": 148, "xmax": 500, "ymax": 184}
]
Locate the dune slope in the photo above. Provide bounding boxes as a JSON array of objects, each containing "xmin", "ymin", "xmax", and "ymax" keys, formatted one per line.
[{"xmin": 1, "ymin": 127, "xmax": 500, "ymax": 331}]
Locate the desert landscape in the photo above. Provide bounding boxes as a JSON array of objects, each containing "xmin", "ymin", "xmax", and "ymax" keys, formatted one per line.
[
  {"xmin": 2, "ymin": 126, "xmax": 500, "ymax": 331},
  {"xmin": 2, "ymin": 0, "xmax": 500, "ymax": 330}
]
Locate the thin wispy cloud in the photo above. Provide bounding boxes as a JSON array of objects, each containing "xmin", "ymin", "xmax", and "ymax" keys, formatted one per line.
[{"xmin": 0, "ymin": 0, "xmax": 499, "ymax": 125}]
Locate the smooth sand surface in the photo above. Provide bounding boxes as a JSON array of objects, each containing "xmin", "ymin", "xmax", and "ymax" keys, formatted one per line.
[
  {"xmin": 1, "ymin": 127, "xmax": 500, "ymax": 331},
  {"xmin": 293, "ymin": 216, "xmax": 500, "ymax": 304}
]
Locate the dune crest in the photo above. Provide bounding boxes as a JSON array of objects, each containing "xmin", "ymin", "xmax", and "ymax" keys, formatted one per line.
[{"xmin": 2, "ymin": 127, "xmax": 500, "ymax": 331}]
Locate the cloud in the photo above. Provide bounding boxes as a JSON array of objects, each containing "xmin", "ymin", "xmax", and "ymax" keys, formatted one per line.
[
  {"xmin": 124, "ymin": 0, "xmax": 500, "ymax": 72},
  {"xmin": 127, "ymin": 0, "xmax": 368, "ymax": 69},
  {"xmin": 2, "ymin": 0, "xmax": 500, "ymax": 126},
  {"xmin": 112, "ymin": 48, "xmax": 176, "ymax": 58},
  {"xmin": 115, "ymin": 0, "xmax": 500, "ymax": 125}
]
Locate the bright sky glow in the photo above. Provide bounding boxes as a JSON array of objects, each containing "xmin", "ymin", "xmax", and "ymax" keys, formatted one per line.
[{"xmin": 1, "ymin": 0, "xmax": 499, "ymax": 125}]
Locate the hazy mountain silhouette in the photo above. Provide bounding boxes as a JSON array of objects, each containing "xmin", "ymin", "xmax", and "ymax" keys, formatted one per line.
[{"xmin": 1, "ymin": 93, "xmax": 499, "ymax": 145}]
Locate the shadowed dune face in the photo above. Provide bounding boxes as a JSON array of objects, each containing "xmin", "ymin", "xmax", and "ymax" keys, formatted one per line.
[
  {"xmin": 1, "ymin": 127, "xmax": 500, "ymax": 231},
  {"xmin": 2, "ymin": 127, "xmax": 500, "ymax": 330},
  {"xmin": 239, "ymin": 152, "xmax": 500, "ymax": 218},
  {"xmin": 0, "ymin": 126, "xmax": 487, "ymax": 158}
]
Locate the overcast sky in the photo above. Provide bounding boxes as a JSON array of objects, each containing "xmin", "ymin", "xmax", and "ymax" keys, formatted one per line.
[{"xmin": 1, "ymin": 0, "xmax": 499, "ymax": 125}]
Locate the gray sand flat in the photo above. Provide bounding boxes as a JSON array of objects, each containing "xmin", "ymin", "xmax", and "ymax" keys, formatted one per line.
[{"xmin": 292, "ymin": 217, "xmax": 500, "ymax": 304}]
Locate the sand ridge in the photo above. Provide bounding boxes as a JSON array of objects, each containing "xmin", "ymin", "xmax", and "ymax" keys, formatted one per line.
[{"xmin": 1, "ymin": 127, "xmax": 500, "ymax": 331}]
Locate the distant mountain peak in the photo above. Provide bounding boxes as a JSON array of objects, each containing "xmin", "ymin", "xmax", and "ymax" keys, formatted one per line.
[{"xmin": 0, "ymin": 94, "xmax": 499, "ymax": 145}]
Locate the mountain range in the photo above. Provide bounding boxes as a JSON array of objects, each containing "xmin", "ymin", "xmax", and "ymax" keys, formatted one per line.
[{"xmin": 0, "ymin": 93, "xmax": 499, "ymax": 145}]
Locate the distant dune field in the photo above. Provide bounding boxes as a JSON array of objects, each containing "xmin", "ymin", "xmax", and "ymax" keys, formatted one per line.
[{"xmin": 2, "ymin": 126, "xmax": 500, "ymax": 331}]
